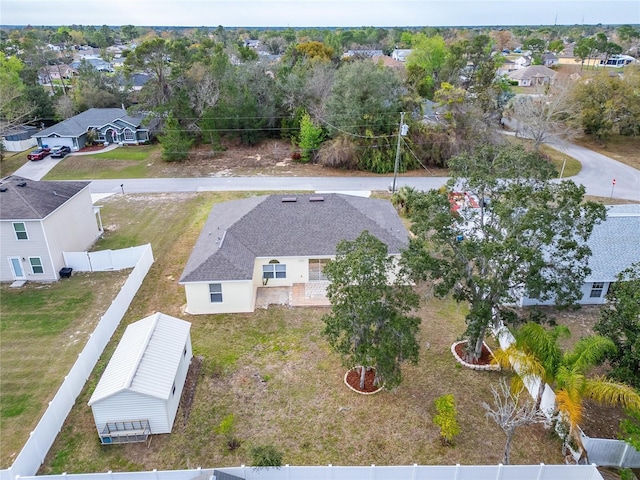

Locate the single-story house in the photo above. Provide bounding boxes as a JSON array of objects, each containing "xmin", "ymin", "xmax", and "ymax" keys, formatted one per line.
[
  {"xmin": 514, "ymin": 55, "xmax": 532, "ymax": 69},
  {"xmin": 39, "ymin": 64, "xmax": 77, "ymax": 83},
  {"xmin": 70, "ymin": 56, "xmax": 113, "ymax": 72},
  {"xmin": 496, "ymin": 59, "xmax": 517, "ymax": 77},
  {"xmin": 88, "ymin": 312, "xmax": 193, "ymax": 444},
  {"xmin": 32, "ymin": 108, "xmax": 152, "ymax": 151},
  {"xmin": 391, "ymin": 49, "xmax": 413, "ymax": 62},
  {"xmin": 179, "ymin": 193, "xmax": 409, "ymax": 314},
  {"xmin": 540, "ymin": 53, "xmax": 559, "ymax": 67},
  {"xmin": 0, "ymin": 175, "xmax": 103, "ymax": 283},
  {"xmin": 521, "ymin": 204, "xmax": 640, "ymax": 307},
  {"xmin": 508, "ymin": 65, "xmax": 556, "ymax": 87}
]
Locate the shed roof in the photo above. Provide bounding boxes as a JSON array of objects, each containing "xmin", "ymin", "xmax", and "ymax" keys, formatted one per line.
[
  {"xmin": 586, "ymin": 204, "xmax": 640, "ymax": 282},
  {"xmin": 33, "ymin": 108, "xmax": 145, "ymax": 138},
  {"xmin": 88, "ymin": 313, "xmax": 191, "ymax": 405},
  {"xmin": 180, "ymin": 193, "xmax": 409, "ymax": 283},
  {"xmin": 0, "ymin": 175, "xmax": 90, "ymax": 221}
]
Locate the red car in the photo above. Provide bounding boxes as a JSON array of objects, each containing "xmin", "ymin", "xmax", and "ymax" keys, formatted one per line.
[{"xmin": 27, "ymin": 147, "xmax": 51, "ymax": 161}]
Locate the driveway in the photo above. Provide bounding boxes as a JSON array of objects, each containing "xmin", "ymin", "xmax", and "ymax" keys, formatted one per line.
[{"xmin": 12, "ymin": 144, "xmax": 120, "ymax": 181}]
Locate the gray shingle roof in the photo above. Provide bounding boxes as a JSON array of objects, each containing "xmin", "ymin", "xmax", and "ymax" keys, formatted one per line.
[
  {"xmin": 0, "ymin": 175, "xmax": 90, "ymax": 220},
  {"xmin": 586, "ymin": 204, "xmax": 640, "ymax": 282},
  {"xmin": 508, "ymin": 65, "xmax": 556, "ymax": 81},
  {"xmin": 180, "ymin": 194, "xmax": 409, "ymax": 283},
  {"xmin": 33, "ymin": 108, "xmax": 145, "ymax": 138}
]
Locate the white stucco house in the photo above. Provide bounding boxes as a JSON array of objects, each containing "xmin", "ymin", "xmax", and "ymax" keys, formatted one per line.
[
  {"xmin": 88, "ymin": 312, "xmax": 193, "ymax": 444},
  {"xmin": 179, "ymin": 193, "xmax": 409, "ymax": 314},
  {"xmin": 521, "ymin": 204, "xmax": 640, "ymax": 307},
  {"xmin": 508, "ymin": 65, "xmax": 556, "ymax": 87},
  {"xmin": 0, "ymin": 176, "xmax": 103, "ymax": 283}
]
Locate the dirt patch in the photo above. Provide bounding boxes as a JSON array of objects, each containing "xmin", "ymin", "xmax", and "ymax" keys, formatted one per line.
[
  {"xmin": 152, "ymin": 139, "xmax": 444, "ymax": 178},
  {"xmin": 177, "ymin": 355, "xmax": 203, "ymax": 429}
]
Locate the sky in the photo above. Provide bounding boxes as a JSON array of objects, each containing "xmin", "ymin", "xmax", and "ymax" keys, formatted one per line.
[{"xmin": 1, "ymin": 0, "xmax": 639, "ymax": 27}]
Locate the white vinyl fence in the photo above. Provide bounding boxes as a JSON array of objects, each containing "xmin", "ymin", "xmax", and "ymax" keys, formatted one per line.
[
  {"xmin": 0, "ymin": 244, "xmax": 154, "ymax": 480},
  {"xmin": 63, "ymin": 245, "xmax": 150, "ymax": 272},
  {"xmin": 494, "ymin": 324, "xmax": 640, "ymax": 468},
  {"xmin": 9, "ymin": 464, "xmax": 604, "ymax": 480}
]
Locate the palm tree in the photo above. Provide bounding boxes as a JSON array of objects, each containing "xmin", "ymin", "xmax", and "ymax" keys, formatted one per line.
[{"xmin": 493, "ymin": 322, "xmax": 640, "ymax": 463}]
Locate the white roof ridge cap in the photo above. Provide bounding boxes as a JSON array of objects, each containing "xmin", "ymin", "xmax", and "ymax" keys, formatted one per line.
[{"xmin": 124, "ymin": 313, "xmax": 159, "ymax": 389}]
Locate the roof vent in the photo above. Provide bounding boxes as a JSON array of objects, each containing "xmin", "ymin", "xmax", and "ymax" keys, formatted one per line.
[
  {"xmin": 0, "ymin": 188, "xmax": 7, "ymax": 192},
  {"xmin": 16, "ymin": 182, "xmax": 26, "ymax": 187},
  {"xmin": 309, "ymin": 196, "xmax": 324, "ymax": 202},
  {"xmin": 282, "ymin": 196, "xmax": 297, "ymax": 203}
]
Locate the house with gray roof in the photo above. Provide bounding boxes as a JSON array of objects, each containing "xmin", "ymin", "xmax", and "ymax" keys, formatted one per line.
[
  {"xmin": 32, "ymin": 108, "xmax": 152, "ymax": 151},
  {"xmin": 179, "ymin": 193, "xmax": 409, "ymax": 314},
  {"xmin": 0, "ymin": 175, "xmax": 102, "ymax": 283},
  {"xmin": 521, "ymin": 204, "xmax": 640, "ymax": 306},
  {"xmin": 508, "ymin": 65, "xmax": 556, "ymax": 87}
]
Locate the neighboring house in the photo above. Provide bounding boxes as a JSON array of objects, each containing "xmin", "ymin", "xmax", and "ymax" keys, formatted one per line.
[
  {"xmin": 32, "ymin": 108, "xmax": 153, "ymax": 151},
  {"xmin": 244, "ymin": 39, "xmax": 260, "ymax": 49},
  {"xmin": 343, "ymin": 49, "xmax": 384, "ymax": 59},
  {"xmin": 70, "ymin": 56, "xmax": 113, "ymax": 72},
  {"xmin": 507, "ymin": 65, "xmax": 556, "ymax": 87},
  {"xmin": 1, "ymin": 125, "xmax": 38, "ymax": 152},
  {"xmin": 496, "ymin": 58, "xmax": 517, "ymax": 76},
  {"xmin": 599, "ymin": 54, "xmax": 636, "ymax": 68},
  {"xmin": 88, "ymin": 312, "xmax": 192, "ymax": 443},
  {"xmin": 179, "ymin": 193, "xmax": 409, "ymax": 314},
  {"xmin": 391, "ymin": 49, "xmax": 413, "ymax": 62},
  {"xmin": 116, "ymin": 72, "xmax": 152, "ymax": 92},
  {"xmin": 39, "ymin": 64, "xmax": 77, "ymax": 83},
  {"xmin": 0, "ymin": 175, "xmax": 103, "ymax": 283},
  {"xmin": 540, "ymin": 53, "xmax": 559, "ymax": 66},
  {"xmin": 521, "ymin": 204, "xmax": 640, "ymax": 307},
  {"xmin": 514, "ymin": 55, "xmax": 532, "ymax": 69},
  {"xmin": 375, "ymin": 55, "xmax": 405, "ymax": 69}
]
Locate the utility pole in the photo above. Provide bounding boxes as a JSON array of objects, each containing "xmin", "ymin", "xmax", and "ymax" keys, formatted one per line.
[{"xmin": 391, "ymin": 112, "xmax": 407, "ymax": 194}]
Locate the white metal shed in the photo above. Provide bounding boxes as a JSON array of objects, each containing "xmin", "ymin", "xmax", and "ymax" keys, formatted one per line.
[{"xmin": 88, "ymin": 312, "xmax": 192, "ymax": 443}]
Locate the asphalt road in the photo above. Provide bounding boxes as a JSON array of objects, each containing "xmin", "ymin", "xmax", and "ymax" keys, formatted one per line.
[{"xmin": 14, "ymin": 141, "xmax": 640, "ymax": 201}]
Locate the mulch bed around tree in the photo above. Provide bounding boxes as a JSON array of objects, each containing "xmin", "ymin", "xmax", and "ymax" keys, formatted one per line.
[
  {"xmin": 345, "ymin": 367, "xmax": 382, "ymax": 394},
  {"xmin": 453, "ymin": 341, "xmax": 494, "ymax": 366}
]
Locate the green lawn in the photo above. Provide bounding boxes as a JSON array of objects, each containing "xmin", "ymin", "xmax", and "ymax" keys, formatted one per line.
[
  {"xmin": 0, "ymin": 271, "xmax": 129, "ymax": 466},
  {"xmin": 45, "ymin": 145, "xmax": 160, "ymax": 180},
  {"xmin": 31, "ymin": 192, "xmax": 564, "ymax": 473},
  {"xmin": 0, "ymin": 151, "xmax": 29, "ymax": 178}
]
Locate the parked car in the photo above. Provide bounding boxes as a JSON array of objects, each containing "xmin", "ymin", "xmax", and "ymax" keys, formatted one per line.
[
  {"xmin": 50, "ymin": 146, "xmax": 71, "ymax": 158},
  {"xmin": 27, "ymin": 147, "xmax": 51, "ymax": 161}
]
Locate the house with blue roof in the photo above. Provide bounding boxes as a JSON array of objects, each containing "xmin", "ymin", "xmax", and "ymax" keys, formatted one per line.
[{"xmin": 32, "ymin": 108, "xmax": 153, "ymax": 151}]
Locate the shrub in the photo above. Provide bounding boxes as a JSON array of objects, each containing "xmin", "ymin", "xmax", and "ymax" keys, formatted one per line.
[
  {"xmin": 250, "ymin": 444, "xmax": 283, "ymax": 469},
  {"xmin": 433, "ymin": 394, "xmax": 461, "ymax": 446}
]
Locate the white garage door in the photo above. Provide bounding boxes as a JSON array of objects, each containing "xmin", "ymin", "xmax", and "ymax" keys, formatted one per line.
[{"xmin": 41, "ymin": 137, "xmax": 75, "ymax": 149}]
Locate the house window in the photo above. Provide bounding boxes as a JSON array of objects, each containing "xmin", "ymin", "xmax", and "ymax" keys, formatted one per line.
[
  {"xmin": 209, "ymin": 283, "xmax": 223, "ymax": 303},
  {"xmin": 263, "ymin": 261, "xmax": 286, "ymax": 279},
  {"xmin": 309, "ymin": 259, "xmax": 330, "ymax": 281},
  {"xmin": 13, "ymin": 222, "xmax": 28, "ymax": 240},
  {"xmin": 590, "ymin": 282, "xmax": 605, "ymax": 298},
  {"xmin": 124, "ymin": 129, "xmax": 135, "ymax": 141},
  {"xmin": 29, "ymin": 257, "xmax": 44, "ymax": 274}
]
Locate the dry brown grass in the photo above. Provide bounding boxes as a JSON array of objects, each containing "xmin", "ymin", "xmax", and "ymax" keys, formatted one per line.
[
  {"xmin": 574, "ymin": 135, "xmax": 640, "ymax": 171},
  {"xmin": 36, "ymin": 193, "xmax": 564, "ymax": 474}
]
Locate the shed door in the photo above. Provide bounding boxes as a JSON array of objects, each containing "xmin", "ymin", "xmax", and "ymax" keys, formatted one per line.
[{"xmin": 8, "ymin": 257, "xmax": 26, "ymax": 280}]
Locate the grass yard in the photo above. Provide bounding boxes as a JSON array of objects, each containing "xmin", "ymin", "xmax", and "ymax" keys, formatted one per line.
[
  {"xmin": 574, "ymin": 135, "xmax": 640, "ymax": 171},
  {"xmin": 0, "ymin": 271, "xmax": 130, "ymax": 467},
  {"xmin": 34, "ymin": 192, "xmax": 564, "ymax": 474},
  {"xmin": 0, "ymin": 151, "xmax": 29, "ymax": 178},
  {"xmin": 45, "ymin": 145, "xmax": 161, "ymax": 180}
]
